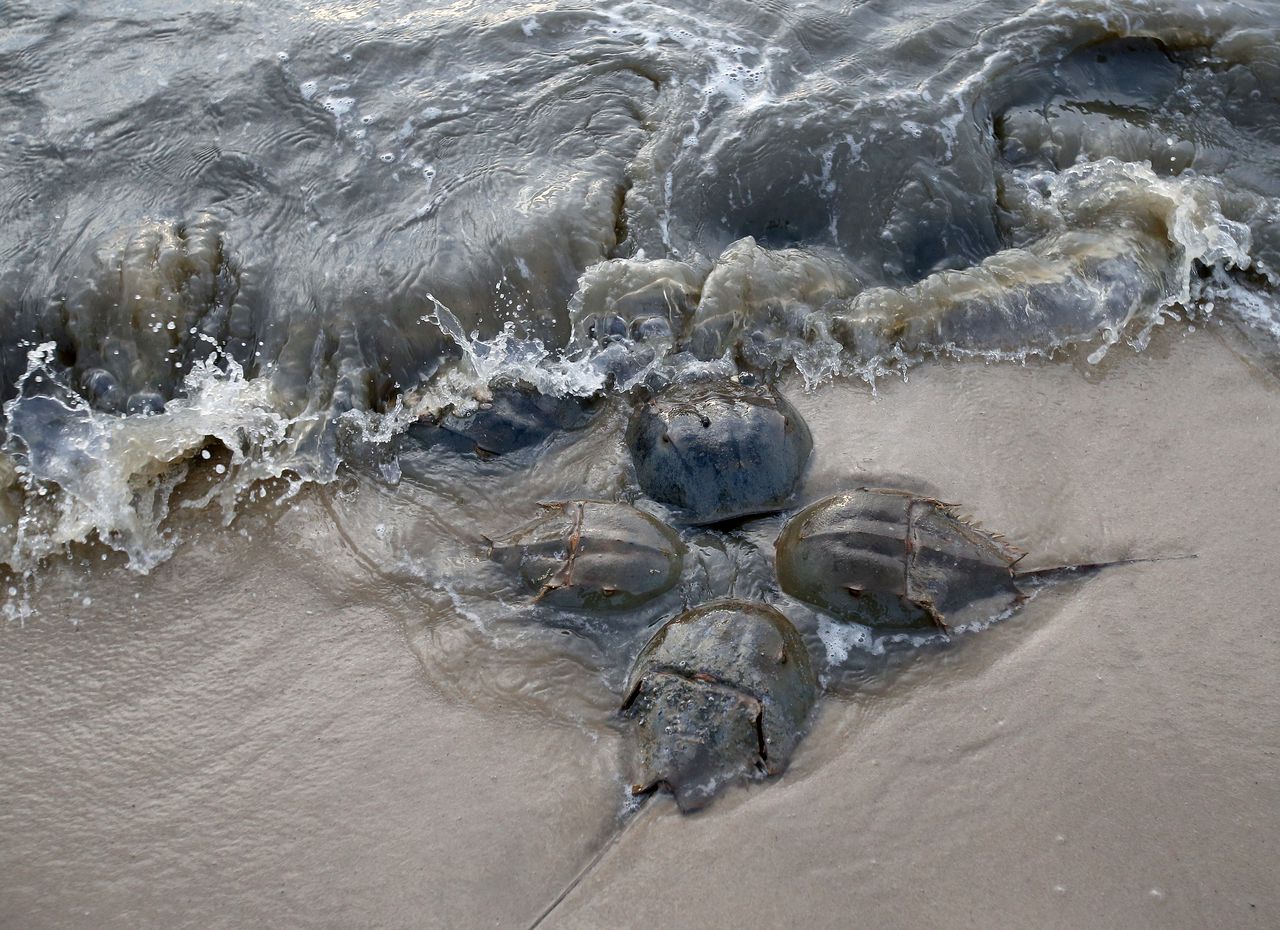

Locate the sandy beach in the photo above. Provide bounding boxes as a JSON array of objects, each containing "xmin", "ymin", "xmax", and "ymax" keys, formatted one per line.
[{"xmin": 2, "ymin": 324, "xmax": 1276, "ymax": 929}]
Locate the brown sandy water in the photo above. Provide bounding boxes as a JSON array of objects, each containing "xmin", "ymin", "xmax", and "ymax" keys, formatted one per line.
[{"xmin": 3, "ymin": 325, "xmax": 1276, "ymax": 929}]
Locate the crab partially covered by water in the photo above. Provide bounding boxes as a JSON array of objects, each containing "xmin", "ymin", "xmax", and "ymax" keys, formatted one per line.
[
  {"xmin": 775, "ymin": 488, "xmax": 1032, "ymax": 632},
  {"xmin": 621, "ymin": 599, "xmax": 817, "ymax": 812},
  {"xmin": 625, "ymin": 379, "xmax": 812, "ymax": 525},
  {"xmin": 486, "ymin": 500, "xmax": 685, "ymax": 611},
  {"xmin": 406, "ymin": 383, "xmax": 600, "ymax": 458}
]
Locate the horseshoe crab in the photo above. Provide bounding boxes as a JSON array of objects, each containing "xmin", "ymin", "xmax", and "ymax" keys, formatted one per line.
[
  {"xmin": 406, "ymin": 383, "xmax": 599, "ymax": 458},
  {"xmin": 622, "ymin": 599, "xmax": 817, "ymax": 811},
  {"xmin": 625, "ymin": 379, "xmax": 812, "ymax": 524},
  {"xmin": 486, "ymin": 500, "xmax": 684, "ymax": 610},
  {"xmin": 775, "ymin": 488, "xmax": 1047, "ymax": 632}
]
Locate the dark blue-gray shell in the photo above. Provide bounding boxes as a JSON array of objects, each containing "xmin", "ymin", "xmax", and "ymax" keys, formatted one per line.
[{"xmin": 625, "ymin": 380, "xmax": 812, "ymax": 524}]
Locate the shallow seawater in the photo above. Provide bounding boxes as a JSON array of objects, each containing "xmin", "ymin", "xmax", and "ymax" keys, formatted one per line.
[{"xmin": 2, "ymin": 0, "xmax": 1280, "ymax": 793}]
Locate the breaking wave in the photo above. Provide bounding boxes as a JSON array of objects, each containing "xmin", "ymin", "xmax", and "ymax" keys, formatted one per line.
[{"xmin": 1, "ymin": 0, "xmax": 1278, "ymax": 585}]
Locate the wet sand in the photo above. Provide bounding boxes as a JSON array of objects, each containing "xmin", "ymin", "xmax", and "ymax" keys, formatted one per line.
[{"xmin": 2, "ymin": 325, "xmax": 1277, "ymax": 929}]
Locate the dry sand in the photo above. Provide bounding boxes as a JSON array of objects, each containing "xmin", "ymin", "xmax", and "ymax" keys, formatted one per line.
[{"xmin": 2, "ymin": 325, "xmax": 1277, "ymax": 929}]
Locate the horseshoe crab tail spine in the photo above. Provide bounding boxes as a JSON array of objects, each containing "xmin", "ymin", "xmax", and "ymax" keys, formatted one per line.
[
  {"xmin": 526, "ymin": 792, "xmax": 656, "ymax": 930},
  {"xmin": 1013, "ymin": 554, "xmax": 1197, "ymax": 583}
]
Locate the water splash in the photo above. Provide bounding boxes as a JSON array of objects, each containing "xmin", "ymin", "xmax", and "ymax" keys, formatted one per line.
[{"xmin": 2, "ymin": 343, "xmax": 299, "ymax": 573}]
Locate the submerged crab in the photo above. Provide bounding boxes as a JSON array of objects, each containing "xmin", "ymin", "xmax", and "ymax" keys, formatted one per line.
[
  {"xmin": 625, "ymin": 379, "xmax": 812, "ymax": 525},
  {"xmin": 776, "ymin": 488, "xmax": 1048, "ymax": 632},
  {"xmin": 406, "ymin": 383, "xmax": 599, "ymax": 458},
  {"xmin": 486, "ymin": 500, "xmax": 685, "ymax": 610},
  {"xmin": 622, "ymin": 599, "xmax": 817, "ymax": 812}
]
